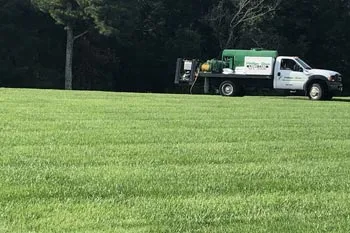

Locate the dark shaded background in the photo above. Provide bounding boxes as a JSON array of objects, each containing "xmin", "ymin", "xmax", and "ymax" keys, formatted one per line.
[{"xmin": 1, "ymin": 0, "xmax": 349, "ymax": 94}]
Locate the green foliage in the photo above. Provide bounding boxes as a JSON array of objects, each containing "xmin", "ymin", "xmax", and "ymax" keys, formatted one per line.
[
  {"xmin": 31, "ymin": 0, "xmax": 119, "ymax": 35},
  {"xmin": 0, "ymin": 0, "xmax": 65, "ymax": 88},
  {"xmin": 0, "ymin": 0, "xmax": 349, "ymax": 92},
  {"xmin": 1, "ymin": 89, "xmax": 350, "ymax": 232},
  {"xmin": 273, "ymin": 0, "xmax": 350, "ymax": 91},
  {"xmin": 165, "ymin": 28, "xmax": 202, "ymax": 59}
]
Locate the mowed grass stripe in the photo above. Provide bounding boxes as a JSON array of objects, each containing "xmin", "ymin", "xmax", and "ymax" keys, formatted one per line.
[{"xmin": 0, "ymin": 88, "xmax": 350, "ymax": 232}]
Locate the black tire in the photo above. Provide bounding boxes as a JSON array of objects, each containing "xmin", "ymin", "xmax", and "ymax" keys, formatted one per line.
[
  {"xmin": 219, "ymin": 81, "xmax": 239, "ymax": 97},
  {"xmin": 308, "ymin": 83, "xmax": 324, "ymax": 100}
]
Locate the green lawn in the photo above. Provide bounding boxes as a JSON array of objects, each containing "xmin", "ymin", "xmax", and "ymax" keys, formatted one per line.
[{"xmin": 1, "ymin": 88, "xmax": 350, "ymax": 233}]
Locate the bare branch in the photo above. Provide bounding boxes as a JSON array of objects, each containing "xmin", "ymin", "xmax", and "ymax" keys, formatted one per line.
[
  {"xmin": 230, "ymin": 0, "xmax": 250, "ymax": 25},
  {"xmin": 206, "ymin": 0, "xmax": 280, "ymax": 48},
  {"xmin": 74, "ymin": 30, "xmax": 89, "ymax": 41}
]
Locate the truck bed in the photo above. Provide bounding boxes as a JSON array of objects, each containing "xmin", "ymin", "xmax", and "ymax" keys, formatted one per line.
[{"xmin": 174, "ymin": 58, "xmax": 274, "ymax": 92}]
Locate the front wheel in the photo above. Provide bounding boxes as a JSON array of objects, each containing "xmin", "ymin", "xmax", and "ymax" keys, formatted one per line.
[
  {"xmin": 308, "ymin": 83, "xmax": 324, "ymax": 100},
  {"xmin": 219, "ymin": 81, "xmax": 239, "ymax": 97}
]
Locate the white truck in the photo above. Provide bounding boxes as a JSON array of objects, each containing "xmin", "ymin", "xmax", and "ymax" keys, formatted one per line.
[{"xmin": 174, "ymin": 49, "xmax": 343, "ymax": 100}]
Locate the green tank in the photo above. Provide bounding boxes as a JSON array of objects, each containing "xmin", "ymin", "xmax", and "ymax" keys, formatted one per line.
[{"xmin": 222, "ymin": 48, "xmax": 278, "ymax": 69}]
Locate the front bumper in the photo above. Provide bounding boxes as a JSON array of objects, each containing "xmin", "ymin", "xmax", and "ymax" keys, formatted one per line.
[{"xmin": 328, "ymin": 82, "xmax": 343, "ymax": 95}]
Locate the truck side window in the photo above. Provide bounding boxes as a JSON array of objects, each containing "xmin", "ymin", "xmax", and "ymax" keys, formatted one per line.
[
  {"xmin": 281, "ymin": 59, "xmax": 292, "ymax": 70},
  {"xmin": 281, "ymin": 59, "xmax": 302, "ymax": 72}
]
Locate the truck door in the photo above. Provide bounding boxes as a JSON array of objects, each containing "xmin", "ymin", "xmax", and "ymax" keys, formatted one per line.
[{"xmin": 274, "ymin": 58, "xmax": 307, "ymax": 90}]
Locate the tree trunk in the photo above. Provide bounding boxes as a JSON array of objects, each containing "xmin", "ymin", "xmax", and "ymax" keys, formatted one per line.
[
  {"xmin": 65, "ymin": 23, "xmax": 74, "ymax": 90},
  {"xmin": 225, "ymin": 31, "xmax": 234, "ymax": 49}
]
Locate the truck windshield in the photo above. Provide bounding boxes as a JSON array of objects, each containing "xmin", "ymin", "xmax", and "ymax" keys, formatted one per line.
[{"xmin": 296, "ymin": 58, "xmax": 312, "ymax": 70}]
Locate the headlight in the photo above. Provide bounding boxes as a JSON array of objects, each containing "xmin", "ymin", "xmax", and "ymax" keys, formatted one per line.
[
  {"xmin": 328, "ymin": 75, "xmax": 337, "ymax": 82},
  {"xmin": 328, "ymin": 74, "xmax": 341, "ymax": 82}
]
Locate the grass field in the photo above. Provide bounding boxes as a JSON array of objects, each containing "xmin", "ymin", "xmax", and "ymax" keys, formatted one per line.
[{"xmin": 1, "ymin": 88, "xmax": 350, "ymax": 233}]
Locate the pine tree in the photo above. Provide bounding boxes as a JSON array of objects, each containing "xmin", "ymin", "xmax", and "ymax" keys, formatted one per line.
[{"xmin": 31, "ymin": 0, "xmax": 119, "ymax": 90}]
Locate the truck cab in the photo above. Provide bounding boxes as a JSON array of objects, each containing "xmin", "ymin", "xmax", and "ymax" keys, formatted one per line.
[{"xmin": 274, "ymin": 56, "xmax": 343, "ymax": 100}]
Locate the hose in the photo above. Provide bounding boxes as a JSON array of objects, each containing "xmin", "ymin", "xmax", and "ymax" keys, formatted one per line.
[{"xmin": 190, "ymin": 71, "xmax": 199, "ymax": 95}]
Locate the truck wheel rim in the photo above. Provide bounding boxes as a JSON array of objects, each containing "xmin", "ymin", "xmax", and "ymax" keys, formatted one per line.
[
  {"xmin": 310, "ymin": 86, "xmax": 320, "ymax": 98},
  {"xmin": 222, "ymin": 84, "xmax": 234, "ymax": 95}
]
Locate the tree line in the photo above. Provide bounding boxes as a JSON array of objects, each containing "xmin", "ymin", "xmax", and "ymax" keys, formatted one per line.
[{"xmin": 1, "ymin": 0, "xmax": 349, "ymax": 94}]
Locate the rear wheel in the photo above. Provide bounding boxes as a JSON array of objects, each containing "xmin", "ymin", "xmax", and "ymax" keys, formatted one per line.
[
  {"xmin": 219, "ymin": 81, "xmax": 239, "ymax": 97},
  {"xmin": 308, "ymin": 83, "xmax": 324, "ymax": 100}
]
